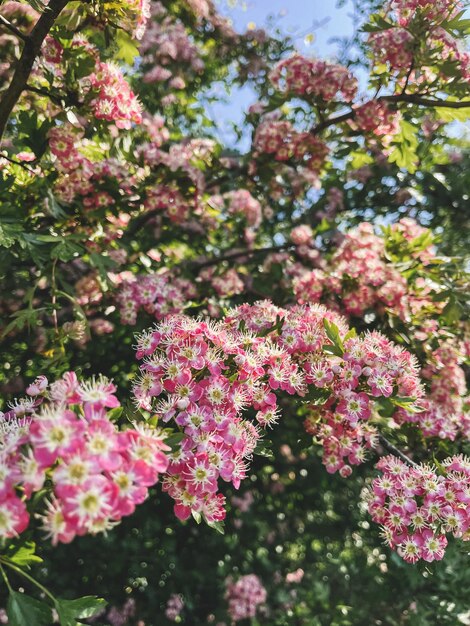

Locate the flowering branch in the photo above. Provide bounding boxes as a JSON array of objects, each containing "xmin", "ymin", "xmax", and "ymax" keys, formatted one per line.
[
  {"xmin": 0, "ymin": 0, "xmax": 69, "ymax": 140},
  {"xmin": 311, "ymin": 95, "xmax": 470, "ymax": 135}
]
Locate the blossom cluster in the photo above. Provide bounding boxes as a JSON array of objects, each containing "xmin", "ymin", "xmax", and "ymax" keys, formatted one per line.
[
  {"xmin": 139, "ymin": 2, "xmax": 207, "ymax": 94},
  {"xmin": 301, "ymin": 329, "xmax": 422, "ymax": 475},
  {"xmin": 391, "ymin": 0, "xmax": 462, "ymax": 28},
  {"xmin": 90, "ymin": 62, "xmax": 142, "ymax": 130},
  {"xmin": 139, "ymin": 138, "xmax": 215, "ymax": 192},
  {"xmin": 224, "ymin": 189, "xmax": 263, "ymax": 229},
  {"xmin": 253, "ymin": 118, "xmax": 329, "ymax": 173},
  {"xmin": 144, "ymin": 184, "xmax": 192, "ymax": 224},
  {"xmin": 290, "ymin": 220, "xmax": 434, "ymax": 320},
  {"xmin": 0, "ymin": 373, "xmax": 169, "ymax": 543},
  {"xmin": 367, "ymin": 454, "xmax": 470, "ymax": 563},
  {"xmin": 133, "ymin": 301, "xmax": 423, "ymax": 517},
  {"xmin": 39, "ymin": 35, "xmax": 142, "ymax": 130},
  {"xmin": 370, "ymin": 0, "xmax": 470, "ymax": 82},
  {"xmin": 225, "ymin": 574, "xmax": 267, "ymax": 622},
  {"xmin": 286, "ymin": 219, "xmax": 469, "ymax": 444},
  {"xmin": 269, "ymin": 55, "xmax": 358, "ymax": 102},
  {"xmin": 116, "ymin": 271, "xmax": 196, "ymax": 325},
  {"xmin": 396, "ymin": 342, "xmax": 470, "ymax": 440},
  {"xmin": 354, "ymin": 100, "xmax": 401, "ymax": 138},
  {"xmin": 369, "ymin": 28, "xmax": 414, "ymax": 70},
  {"xmin": 165, "ymin": 594, "xmax": 184, "ymax": 621}
]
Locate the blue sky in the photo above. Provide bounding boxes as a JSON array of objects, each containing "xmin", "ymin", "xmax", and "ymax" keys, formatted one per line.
[
  {"xmin": 219, "ymin": 0, "xmax": 355, "ymax": 56},
  {"xmin": 207, "ymin": 0, "xmax": 356, "ymax": 146}
]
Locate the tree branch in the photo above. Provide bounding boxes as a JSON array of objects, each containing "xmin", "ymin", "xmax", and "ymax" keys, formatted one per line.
[
  {"xmin": 1, "ymin": 152, "xmax": 36, "ymax": 173},
  {"xmin": 0, "ymin": 0, "xmax": 69, "ymax": 140},
  {"xmin": 0, "ymin": 14, "xmax": 28, "ymax": 41},
  {"xmin": 188, "ymin": 245, "xmax": 294, "ymax": 269},
  {"xmin": 123, "ymin": 208, "xmax": 160, "ymax": 240},
  {"xmin": 310, "ymin": 94, "xmax": 470, "ymax": 135},
  {"xmin": 311, "ymin": 110, "xmax": 355, "ymax": 135},
  {"xmin": 383, "ymin": 94, "xmax": 470, "ymax": 108},
  {"xmin": 377, "ymin": 434, "xmax": 419, "ymax": 469}
]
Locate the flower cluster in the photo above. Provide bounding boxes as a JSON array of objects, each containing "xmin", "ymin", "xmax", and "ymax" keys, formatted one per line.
[
  {"xmin": 140, "ymin": 2, "xmax": 206, "ymax": 93},
  {"xmin": 367, "ymin": 454, "xmax": 470, "ymax": 563},
  {"xmin": 106, "ymin": 598, "xmax": 137, "ymax": 626},
  {"xmin": 225, "ymin": 575, "xmax": 267, "ymax": 622},
  {"xmin": 396, "ymin": 342, "xmax": 470, "ymax": 440},
  {"xmin": 144, "ymin": 184, "xmax": 192, "ymax": 223},
  {"xmin": 210, "ymin": 269, "xmax": 245, "ymax": 298},
  {"xmin": 133, "ymin": 301, "xmax": 423, "ymax": 514},
  {"xmin": 302, "ymin": 329, "xmax": 422, "ymax": 475},
  {"xmin": 270, "ymin": 55, "xmax": 358, "ymax": 102},
  {"xmin": 354, "ymin": 100, "xmax": 401, "ymax": 138},
  {"xmin": 224, "ymin": 189, "xmax": 263, "ymax": 228},
  {"xmin": 369, "ymin": 28, "xmax": 414, "ymax": 70},
  {"xmin": 253, "ymin": 119, "xmax": 329, "ymax": 173},
  {"xmin": 0, "ymin": 373, "xmax": 169, "ymax": 543},
  {"xmin": 133, "ymin": 308, "xmax": 291, "ymax": 523},
  {"xmin": 139, "ymin": 138, "xmax": 215, "ymax": 192},
  {"xmin": 165, "ymin": 594, "xmax": 184, "ymax": 621},
  {"xmin": 90, "ymin": 62, "xmax": 142, "ymax": 129},
  {"xmin": 48, "ymin": 123, "xmax": 87, "ymax": 173},
  {"xmin": 391, "ymin": 0, "xmax": 462, "ymax": 28},
  {"xmin": 116, "ymin": 272, "xmax": 196, "ymax": 325},
  {"xmin": 290, "ymin": 220, "xmax": 434, "ymax": 319}
]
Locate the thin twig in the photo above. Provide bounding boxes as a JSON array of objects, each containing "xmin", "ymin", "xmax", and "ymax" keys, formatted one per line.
[
  {"xmin": 383, "ymin": 94, "xmax": 470, "ymax": 108},
  {"xmin": 188, "ymin": 244, "xmax": 294, "ymax": 270},
  {"xmin": 0, "ymin": 14, "xmax": 28, "ymax": 41},
  {"xmin": 377, "ymin": 434, "xmax": 419, "ymax": 468},
  {"xmin": 0, "ymin": 152, "xmax": 36, "ymax": 173}
]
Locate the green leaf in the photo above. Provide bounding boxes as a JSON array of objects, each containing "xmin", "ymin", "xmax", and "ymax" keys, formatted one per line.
[
  {"xmin": 6, "ymin": 542, "xmax": 42, "ymax": 570},
  {"xmin": 106, "ymin": 407, "xmax": 123, "ymax": 421},
  {"xmin": 207, "ymin": 520, "xmax": 225, "ymax": 535},
  {"xmin": 390, "ymin": 397, "xmax": 423, "ymax": 414},
  {"xmin": 0, "ymin": 223, "xmax": 23, "ymax": 248},
  {"xmin": 361, "ymin": 13, "xmax": 395, "ymax": 32},
  {"xmin": 254, "ymin": 439, "xmax": 274, "ymax": 459},
  {"xmin": 349, "ymin": 151, "xmax": 374, "ymax": 169},
  {"xmin": 322, "ymin": 319, "xmax": 344, "ymax": 356},
  {"xmin": 115, "ymin": 30, "xmax": 139, "ymax": 65},
  {"xmin": 437, "ymin": 106, "xmax": 470, "ymax": 123},
  {"xmin": 7, "ymin": 591, "xmax": 52, "ymax": 626},
  {"xmin": 89, "ymin": 252, "xmax": 115, "ymax": 282},
  {"xmin": 442, "ymin": 297, "xmax": 463, "ymax": 324},
  {"xmin": 388, "ymin": 120, "xmax": 419, "ymax": 173},
  {"xmin": 343, "ymin": 328, "xmax": 357, "ymax": 342},
  {"xmin": 164, "ymin": 432, "xmax": 186, "ymax": 451},
  {"xmin": 191, "ymin": 510, "xmax": 202, "ymax": 524},
  {"xmin": 51, "ymin": 240, "xmax": 83, "ymax": 262},
  {"xmin": 55, "ymin": 596, "xmax": 106, "ymax": 626}
]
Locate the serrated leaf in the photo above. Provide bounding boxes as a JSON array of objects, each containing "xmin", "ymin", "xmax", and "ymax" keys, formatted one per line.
[
  {"xmin": 115, "ymin": 30, "xmax": 139, "ymax": 65},
  {"xmin": 7, "ymin": 591, "xmax": 52, "ymax": 626},
  {"xmin": 5, "ymin": 542, "xmax": 42, "ymax": 569},
  {"xmin": 254, "ymin": 439, "xmax": 274, "ymax": 458},
  {"xmin": 322, "ymin": 319, "xmax": 344, "ymax": 356}
]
